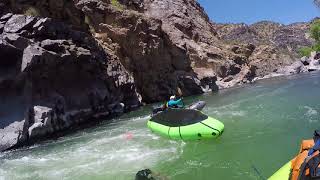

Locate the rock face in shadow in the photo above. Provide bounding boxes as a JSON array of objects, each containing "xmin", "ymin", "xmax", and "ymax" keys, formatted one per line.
[{"xmin": 0, "ymin": 14, "xmax": 141, "ymax": 151}]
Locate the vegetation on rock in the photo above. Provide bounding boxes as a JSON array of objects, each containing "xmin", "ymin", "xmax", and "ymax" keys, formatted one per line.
[
  {"xmin": 299, "ymin": 19, "xmax": 320, "ymax": 57},
  {"xmin": 111, "ymin": 0, "xmax": 124, "ymax": 11},
  {"xmin": 23, "ymin": 7, "xmax": 40, "ymax": 17}
]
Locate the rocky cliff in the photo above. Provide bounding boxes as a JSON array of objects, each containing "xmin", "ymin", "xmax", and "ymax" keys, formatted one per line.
[
  {"xmin": 215, "ymin": 21, "xmax": 312, "ymax": 78},
  {"xmin": 0, "ymin": 12, "xmax": 141, "ymax": 151},
  {"xmin": 0, "ymin": 0, "xmax": 314, "ymax": 151}
]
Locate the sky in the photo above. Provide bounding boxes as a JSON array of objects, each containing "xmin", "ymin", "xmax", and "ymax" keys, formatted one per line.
[{"xmin": 197, "ymin": 0, "xmax": 320, "ymax": 25}]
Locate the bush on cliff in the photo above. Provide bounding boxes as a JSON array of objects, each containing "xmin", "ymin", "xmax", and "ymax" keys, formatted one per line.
[
  {"xmin": 111, "ymin": 0, "xmax": 124, "ymax": 10},
  {"xmin": 310, "ymin": 19, "xmax": 320, "ymax": 42},
  {"xmin": 299, "ymin": 20, "xmax": 320, "ymax": 57},
  {"xmin": 299, "ymin": 46, "xmax": 313, "ymax": 57},
  {"xmin": 24, "ymin": 7, "xmax": 40, "ymax": 17}
]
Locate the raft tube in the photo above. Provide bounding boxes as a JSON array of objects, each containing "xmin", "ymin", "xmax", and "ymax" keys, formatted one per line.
[
  {"xmin": 147, "ymin": 108, "xmax": 224, "ymax": 140},
  {"xmin": 268, "ymin": 161, "xmax": 292, "ymax": 180},
  {"xmin": 268, "ymin": 139, "xmax": 316, "ymax": 180}
]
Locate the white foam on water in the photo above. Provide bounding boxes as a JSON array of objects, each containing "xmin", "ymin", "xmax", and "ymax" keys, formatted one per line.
[
  {"xmin": 186, "ymin": 160, "xmax": 203, "ymax": 167},
  {"xmin": 0, "ymin": 168, "xmax": 5, "ymax": 180},
  {"xmin": 127, "ymin": 114, "xmax": 151, "ymax": 122},
  {"xmin": 309, "ymin": 119, "xmax": 319, "ymax": 123},
  {"xmin": 304, "ymin": 106, "xmax": 318, "ymax": 117},
  {"xmin": 0, "ymin": 112, "xmax": 186, "ymax": 180},
  {"xmin": 116, "ymin": 114, "xmax": 150, "ymax": 124},
  {"xmin": 208, "ymin": 108, "xmax": 247, "ymax": 118}
]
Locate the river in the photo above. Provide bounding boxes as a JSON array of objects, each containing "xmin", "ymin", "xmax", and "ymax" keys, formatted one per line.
[{"xmin": 1, "ymin": 72, "xmax": 320, "ymax": 180}]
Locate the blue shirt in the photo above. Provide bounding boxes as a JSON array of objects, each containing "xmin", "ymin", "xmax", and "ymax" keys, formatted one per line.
[{"xmin": 167, "ymin": 99, "xmax": 184, "ymax": 108}]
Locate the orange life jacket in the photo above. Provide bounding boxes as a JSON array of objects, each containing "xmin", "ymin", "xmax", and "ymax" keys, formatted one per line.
[{"xmin": 290, "ymin": 139, "xmax": 319, "ymax": 180}]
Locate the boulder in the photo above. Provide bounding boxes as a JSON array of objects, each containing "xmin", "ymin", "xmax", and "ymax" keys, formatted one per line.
[
  {"xmin": 307, "ymin": 62, "xmax": 320, "ymax": 72},
  {"xmin": 310, "ymin": 59, "xmax": 320, "ymax": 66},
  {"xmin": 0, "ymin": 13, "xmax": 13, "ymax": 22},
  {"xmin": 0, "ymin": 121, "xmax": 25, "ymax": 152},
  {"xmin": 3, "ymin": 33, "xmax": 31, "ymax": 50},
  {"xmin": 313, "ymin": 52, "xmax": 320, "ymax": 60},
  {"xmin": 21, "ymin": 45, "xmax": 58, "ymax": 72},
  {"xmin": 4, "ymin": 15, "xmax": 36, "ymax": 33},
  {"xmin": 40, "ymin": 39, "xmax": 67, "ymax": 53},
  {"xmin": 277, "ymin": 61, "xmax": 304, "ymax": 75},
  {"xmin": 217, "ymin": 65, "xmax": 256, "ymax": 89},
  {"xmin": 301, "ymin": 56, "xmax": 311, "ymax": 65},
  {"xmin": 310, "ymin": 51, "xmax": 317, "ymax": 60},
  {"xmin": 200, "ymin": 76, "xmax": 219, "ymax": 92},
  {"xmin": 27, "ymin": 106, "xmax": 55, "ymax": 139}
]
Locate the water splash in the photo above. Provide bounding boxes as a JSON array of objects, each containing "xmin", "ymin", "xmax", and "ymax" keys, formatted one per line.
[{"xmin": 303, "ymin": 106, "xmax": 318, "ymax": 117}]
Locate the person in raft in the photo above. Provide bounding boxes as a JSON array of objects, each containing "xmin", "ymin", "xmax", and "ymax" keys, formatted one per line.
[
  {"xmin": 307, "ymin": 130, "xmax": 320, "ymax": 157},
  {"xmin": 167, "ymin": 95, "xmax": 185, "ymax": 108}
]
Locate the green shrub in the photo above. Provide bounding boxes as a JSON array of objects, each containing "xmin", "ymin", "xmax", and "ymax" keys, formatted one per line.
[
  {"xmin": 299, "ymin": 47, "xmax": 313, "ymax": 57},
  {"xmin": 111, "ymin": 0, "xmax": 124, "ymax": 11},
  {"xmin": 24, "ymin": 7, "xmax": 40, "ymax": 17},
  {"xmin": 313, "ymin": 43, "xmax": 320, "ymax": 52},
  {"xmin": 310, "ymin": 20, "xmax": 320, "ymax": 42},
  {"xmin": 298, "ymin": 20, "xmax": 320, "ymax": 57}
]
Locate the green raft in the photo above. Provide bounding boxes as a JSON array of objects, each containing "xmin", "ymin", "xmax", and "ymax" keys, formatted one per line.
[
  {"xmin": 147, "ymin": 108, "xmax": 224, "ymax": 140},
  {"xmin": 268, "ymin": 161, "xmax": 292, "ymax": 180}
]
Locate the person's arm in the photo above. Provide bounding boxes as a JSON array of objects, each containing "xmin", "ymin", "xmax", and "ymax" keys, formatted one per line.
[{"xmin": 176, "ymin": 99, "xmax": 184, "ymax": 108}]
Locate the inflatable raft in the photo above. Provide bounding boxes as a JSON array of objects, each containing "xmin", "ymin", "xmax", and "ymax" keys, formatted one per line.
[
  {"xmin": 269, "ymin": 139, "xmax": 320, "ymax": 180},
  {"xmin": 147, "ymin": 108, "xmax": 224, "ymax": 140}
]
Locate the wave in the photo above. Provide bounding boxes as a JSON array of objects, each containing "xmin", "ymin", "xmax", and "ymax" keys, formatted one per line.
[{"xmin": 303, "ymin": 106, "xmax": 318, "ymax": 117}]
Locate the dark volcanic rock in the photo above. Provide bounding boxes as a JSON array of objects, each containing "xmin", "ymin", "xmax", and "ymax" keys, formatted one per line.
[
  {"xmin": 3, "ymin": 33, "xmax": 31, "ymax": 50},
  {"xmin": 0, "ymin": 39, "xmax": 22, "ymax": 67},
  {"xmin": 4, "ymin": 15, "xmax": 36, "ymax": 33},
  {"xmin": 0, "ymin": 121, "xmax": 25, "ymax": 151}
]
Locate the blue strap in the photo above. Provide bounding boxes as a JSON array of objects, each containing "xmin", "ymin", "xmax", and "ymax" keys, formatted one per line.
[{"xmin": 308, "ymin": 140, "xmax": 320, "ymax": 156}]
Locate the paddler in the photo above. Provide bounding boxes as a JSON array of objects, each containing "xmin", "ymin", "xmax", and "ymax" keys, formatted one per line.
[
  {"xmin": 307, "ymin": 130, "xmax": 320, "ymax": 157},
  {"xmin": 167, "ymin": 95, "xmax": 185, "ymax": 108}
]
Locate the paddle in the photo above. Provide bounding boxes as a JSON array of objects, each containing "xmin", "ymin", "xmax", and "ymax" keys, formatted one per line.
[{"xmin": 251, "ymin": 164, "xmax": 266, "ymax": 180}]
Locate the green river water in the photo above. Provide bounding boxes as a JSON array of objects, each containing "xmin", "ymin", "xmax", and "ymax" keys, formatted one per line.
[{"xmin": 1, "ymin": 72, "xmax": 320, "ymax": 180}]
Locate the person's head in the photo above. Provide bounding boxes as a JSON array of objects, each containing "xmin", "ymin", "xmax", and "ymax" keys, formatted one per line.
[
  {"xmin": 170, "ymin": 95, "xmax": 175, "ymax": 100},
  {"xmin": 135, "ymin": 169, "xmax": 154, "ymax": 180},
  {"xmin": 314, "ymin": 130, "xmax": 320, "ymax": 141}
]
